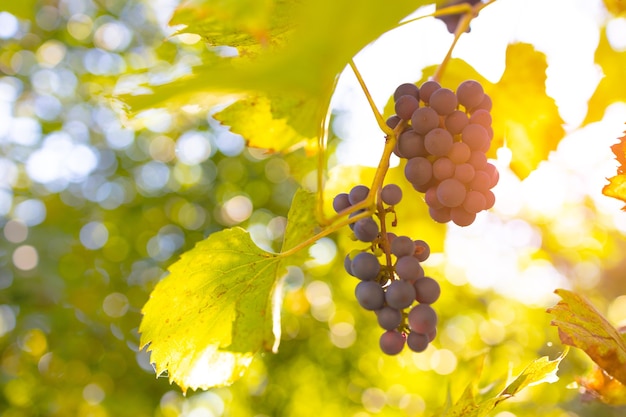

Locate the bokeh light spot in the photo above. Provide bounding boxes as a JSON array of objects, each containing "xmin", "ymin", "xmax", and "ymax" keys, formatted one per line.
[
  {"xmin": 430, "ymin": 348, "xmax": 457, "ymax": 375},
  {"xmin": 0, "ymin": 12, "xmax": 19, "ymax": 39},
  {"xmin": 12, "ymin": 245, "xmax": 38, "ymax": 271},
  {"xmin": 3, "ymin": 219, "xmax": 28, "ymax": 243},
  {"xmin": 80, "ymin": 221, "xmax": 109, "ymax": 250},
  {"xmin": 103, "ymin": 293, "xmax": 129, "ymax": 318},
  {"xmin": 221, "ymin": 195, "xmax": 253, "ymax": 225},
  {"xmin": 0, "ymin": 305, "xmax": 16, "ymax": 337}
]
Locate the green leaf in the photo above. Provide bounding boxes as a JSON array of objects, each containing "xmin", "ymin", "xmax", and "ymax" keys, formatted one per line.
[
  {"xmin": 117, "ymin": 0, "xmax": 438, "ymax": 152},
  {"xmin": 2, "ymin": 0, "xmax": 37, "ymax": 20},
  {"xmin": 584, "ymin": 28, "xmax": 626, "ymax": 125},
  {"xmin": 441, "ymin": 350, "xmax": 568, "ymax": 417},
  {"xmin": 403, "ymin": 43, "xmax": 565, "ymax": 180},
  {"xmin": 548, "ymin": 288, "xmax": 626, "ymax": 385},
  {"xmin": 169, "ymin": 0, "xmax": 295, "ymax": 53},
  {"xmin": 139, "ymin": 189, "xmax": 318, "ymax": 392}
]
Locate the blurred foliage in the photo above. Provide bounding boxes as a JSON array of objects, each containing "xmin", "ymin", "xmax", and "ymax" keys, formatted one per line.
[{"xmin": 1, "ymin": 0, "xmax": 626, "ymax": 417}]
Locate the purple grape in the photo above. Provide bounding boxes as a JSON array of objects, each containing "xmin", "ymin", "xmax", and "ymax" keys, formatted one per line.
[
  {"xmin": 395, "ymin": 256, "xmax": 424, "ymax": 281},
  {"xmin": 394, "ymin": 83, "xmax": 420, "ymax": 101},
  {"xmin": 390, "ymin": 236, "xmax": 415, "ymax": 258},
  {"xmin": 355, "ymin": 281, "xmax": 385, "ymax": 310},
  {"xmin": 385, "ymin": 279, "xmax": 417, "ymax": 309},
  {"xmin": 414, "ymin": 277, "xmax": 441, "ymax": 304},
  {"xmin": 381, "ymin": 184, "xmax": 402, "ymax": 206},
  {"xmin": 411, "ymin": 107, "xmax": 439, "ymax": 135},
  {"xmin": 344, "ymin": 254, "xmax": 354, "ymax": 276},
  {"xmin": 407, "ymin": 331, "xmax": 429, "ymax": 353},
  {"xmin": 395, "ymin": 95, "xmax": 420, "ymax": 121},
  {"xmin": 404, "ymin": 157, "xmax": 432, "ymax": 186},
  {"xmin": 408, "ymin": 304, "xmax": 438, "ymax": 334},
  {"xmin": 333, "ymin": 193, "xmax": 351, "ymax": 213},
  {"xmin": 413, "ymin": 240, "xmax": 430, "ymax": 262},
  {"xmin": 429, "ymin": 88, "xmax": 458, "ymax": 116},
  {"xmin": 376, "ymin": 306, "xmax": 403, "ymax": 330},
  {"xmin": 456, "ymin": 80, "xmax": 485, "ymax": 109},
  {"xmin": 379, "ymin": 330, "xmax": 406, "ymax": 355},
  {"xmin": 349, "ymin": 185, "xmax": 369, "ymax": 205},
  {"xmin": 418, "ymin": 81, "xmax": 441, "ymax": 104},
  {"xmin": 353, "ymin": 217, "xmax": 379, "ymax": 242},
  {"xmin": 351, "ymin": 252, "xmax": 380, "ymax": 281}
]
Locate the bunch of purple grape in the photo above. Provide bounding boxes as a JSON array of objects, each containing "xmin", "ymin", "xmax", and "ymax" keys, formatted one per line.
[
  {"xmin": 388, "ymin": 79, "xmax": 499, "ymax": 227},
  {"xmin": 334, "ymin": 184, "xmax": 440, "ymax": 355}
]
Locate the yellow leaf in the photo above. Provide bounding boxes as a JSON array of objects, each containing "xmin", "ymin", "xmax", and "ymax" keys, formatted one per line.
[
  {"xmin": 547, "ymin": 289, "xmax": 626, "ymax": 386},
  {"xmin": 584, "ymin": 28, "xmax": 626, "ymax": 125},
  {"xmin": 602, "ymin": 0, "xmax": 626, "ymax": 16},
  {"xmin": 489, "ymin": 43, "xmax": 565, "ymax": 179},
  {"xmin": 394, "ymin": 43, "xmax": 565, "ymax": 180}
]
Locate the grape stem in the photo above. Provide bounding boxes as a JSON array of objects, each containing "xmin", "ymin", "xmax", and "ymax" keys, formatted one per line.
[{"xmin": 432, "ymin": 0, "xmax": 498, "ymax": 82}]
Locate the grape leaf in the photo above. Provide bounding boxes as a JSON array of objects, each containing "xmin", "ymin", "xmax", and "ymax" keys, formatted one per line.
[
  {"xmin": 584, "ymin": 28, "xmax": 626, "ymax": 125},
  {"xmin": 602, "ymin": 128, "xmax": 626, "ymax": 209},
  {"xmin": 139, "ymin": 189, "xmax": 317, "ymax": 392},
  {"xmin": 578, "ymin": 365, "xmax": 626, "ymax": 405},
  {"xmin": 602, "ymin": 0, "xmax": 626, "ymax": 16},
  {"xmin": 402, "ymin": 43, "xmax": 565, "ymax": 180},
  {"xmin": 547, "ymin": 289, "xmax": 626, "ymax": 385},
  {"xmin": 116, "ymin": 0, "xmax": 438, "ymax": 153},
  {"xmin": 439, "ymin": 350, "xmax": 567, "ymax": 417},
  {"xmin": 169, "ymin": 0, "xmax": 295, "ymax": 54}
]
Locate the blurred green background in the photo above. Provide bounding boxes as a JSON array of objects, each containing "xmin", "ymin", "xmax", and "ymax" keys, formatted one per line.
[{"xmin": 1, "ymin": 1, "xmax": 626, "ymax": 416}]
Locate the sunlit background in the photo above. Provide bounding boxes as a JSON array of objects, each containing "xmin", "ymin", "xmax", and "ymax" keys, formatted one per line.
[{"xmin": 1, "ymin": 0, "xmax": 626, "ymax": 416}]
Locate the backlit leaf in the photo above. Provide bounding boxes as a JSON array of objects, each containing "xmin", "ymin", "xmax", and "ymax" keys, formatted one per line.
[
  {"xmin": 441, "ymin": 350, "xmax": 567, "ymax": 417},
  {"xmin": 117, "ymin": 0, "xmax": 438, "ymax": 152},
  {"xmin": 405, "ymin": 43, "xmax": 565, "ymax": 180},
  {"xmin": 139, "ymin": 189, "xmax": 317, "ymax": 392},
  {"xmin": 602, "ymin": 128, "xmax": 626, "ymax": 209},
  {"xmin": 548, "ymin": 289, "xmax": 626, "ymax": 385},
  {"xmin": 602, "ymin": 0, "xmax": 626, "ymax": 16},
  {"xmin": 584, "ymin": 28, "xmax": 626, "ymax": 125},
  {"xmin": 577, "ymin": 365, "xmax": 626, "ymax": 405}
]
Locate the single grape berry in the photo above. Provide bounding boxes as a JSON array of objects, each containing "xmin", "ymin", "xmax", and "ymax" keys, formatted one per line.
[
  {"xmin": 385, "ymin": 279, "xmax": 417, "ymax": 309},
  {"xmin": 411, "ymin": 107, "xmax": 439, "ymax": 135},
  {"xmin": 349, "ymin": 185, "xmax": 369, "ymax": 205},
  {"xmin": 456, "ymin": 80, "xmax": 485, "ymax": 109},
  {"xmin": 344, "ymin": 254, "xmax": 354, "ymax": 276},
  {"xmin": 353, "ymin": 217, "xmax": 379, "ymax": 242},
  {"xmin": 418, "ymin": 80, "xmax": 441, "ymax": 104},
  {"xmin": 333, "ymin": 193, "xmax": 351, "ymax": 213},
  {"xmin": 394, "ymin": 83, "xmax": 420, "ymax": 101},
  {"xmin": 391, "ymin": 236, "xmax": 415, "ymax": 258},
  {"xmin": 395, "ymin": 256, "xmax": 424, "ymax": 281},
  {"xmin": 355, "ymin": 281, "xmax": 385, "ymax": 310},
  {"xmin": 414, "ymin": 277, "xmax": 441, "ymax": 304},
  {"xmin": 398, "ymin": 130, "xmax": 427, "ymax": 159},
  {"xmin": 445, "ymin": 110, "xmax": 469, "ymax": 135},
  {"xmin": 351, "ymin": 252, "xmax": 381, "ymax": 281},
  {"xmin": 432, "ymin": 157, "xmax": 455, "ymax": 181},
  {"xmin": 386, "ymin": 115, "xmax": 401, "ymax": 129},
  {"xmin": 376, "ymin": 306, "xmax": 403, "ymax": 330},
  {"xmin": 429, "ymin": 88, "xmax": 458, "ymax": 116},
  {"xmin": 395, "ymin": 95, "xmax": 420, "ymax": 121},
  {"xmin": 436, "ymin": 178, "xmax": 467, "ymax": 208},
  {"xmin": 404, "ymin": 157, "xmax": 433, "ymax": 186},
  {"xmin": 408, "ymin": 303, "xmax": 438, "ymax": 334},
  {"xmin": 413, "ymin": 240, "xmax": 430, "ymax": 262},
  {"xmin": 447, "ymin": 142, "xmax": 471, "ymax": 164},
  {"xmin": 451, "ymin": 206, "xmax": 476, "ymax": 227},
  {"xmin": 379, "ymin": 330, "xmax": 406, "ymax": 355},
  {"xmin": 424, "ymin": 128, "xmax": 454, "ymax": 157},
  {"xmin": 407, "ymin": 331, "xmax": 429, "ymax": 353},
  {"xmin": 461, "ymin": 124, "xmax": 489, "ymax": 151},
  {"xmin": 381, "ymin": 184, "xmax": 403, "ymax": 206}
]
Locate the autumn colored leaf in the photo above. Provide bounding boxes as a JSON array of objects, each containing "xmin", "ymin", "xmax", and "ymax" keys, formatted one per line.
[
  {"xmin": 139, "ymin": 189, "xmax": 317, "ymax": 392},
  {"xmin": 584, "ymin": 28, "xmax": 626, "ymax": 125},
  {"xmin": 392, "ymin": 43, "xmax": 565, "ymax": 180},
  {"xmin": 602, "ymin": 128, "xmax": 626, "ymax": 209},
  {"xmin": 547, "ymin": 289, "xmax": 626, "ymax": 386},
  {"xmin": 577, "ymin": 365, "xmax": 626, "ymax": 405}
]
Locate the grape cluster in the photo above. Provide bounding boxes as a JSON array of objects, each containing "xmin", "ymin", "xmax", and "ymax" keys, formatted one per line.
[
  {"xmin": 334, "ymin": 185, "xmax": 440, "ymax": 355},
  {"xmin": 388, "ymin": 79, "xmax": 499, "ymax": 227}
]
